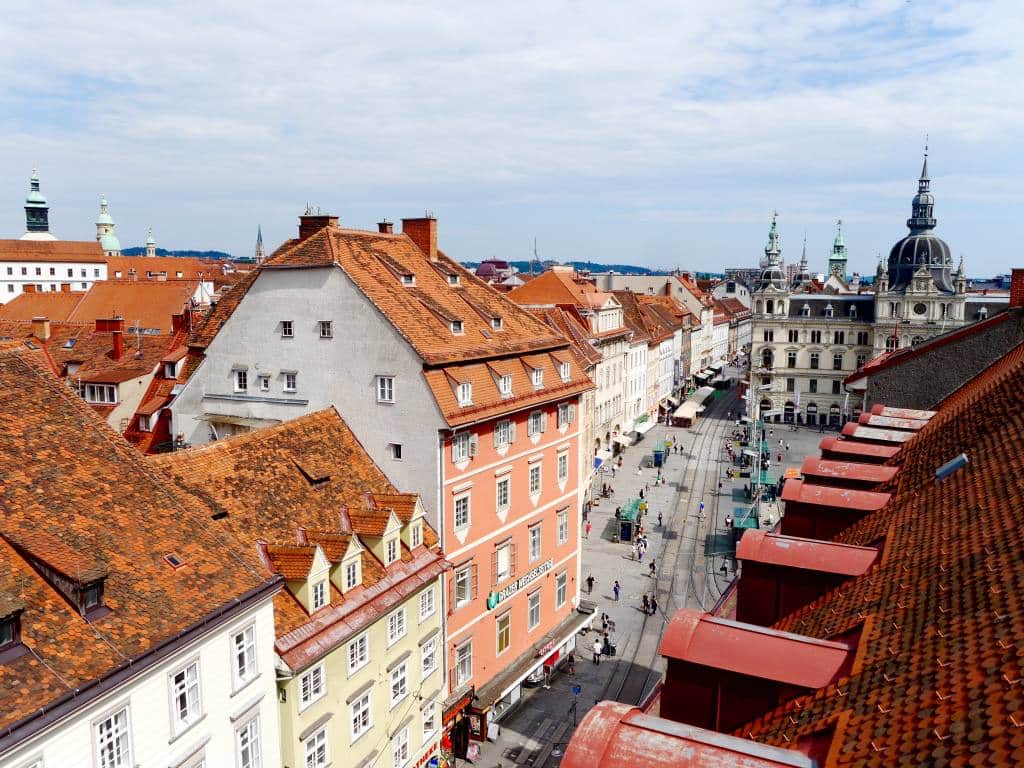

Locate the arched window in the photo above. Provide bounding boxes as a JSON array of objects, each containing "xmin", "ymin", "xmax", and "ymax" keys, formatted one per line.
[
  {"xmin": 766, "ymin": 299, "xmax": 775, "ymax": 314},
  {"xmin": 801, "ymin": 304, "xmax": 811, "ymax": 317},
  {"xmin": 778, "ymin": 302, "xmax": 785, "ymax": 314},
  {"xmin": 756, "ymin": 300, "xmax": 763, "ymax": 314},
  {"xmin": 890, "ymin": 302, "xmax": 899, "ymax": 318},
  {"xmin": 911, "ymin": 335, "xmax": 925, "ymax": 346},
  {"xmin": 885, "ymin": 336, "xmax": 899, "ymax": 352},
  {"xmin": 979, "ymin": 306, "xmax": 989, "ymax": 320},
  {"xmin": 761, "ymin": 348, "xmax": 774, "ymax": 369}
]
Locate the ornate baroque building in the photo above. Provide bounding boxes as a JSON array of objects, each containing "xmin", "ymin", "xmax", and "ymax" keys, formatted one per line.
[{"xmin": 749, "ymin": 149, "xmax": 1000, "ymax": 425}]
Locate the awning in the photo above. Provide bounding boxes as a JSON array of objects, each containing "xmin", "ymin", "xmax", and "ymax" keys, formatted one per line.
[
  {"xmin": 594, "ymin": 448, "xmax": 613, "ymax": 470},
  {"xmin": 197, "ymin": 413, "xmax": 282, "ymax": 428},
  {"xmin": 635, "ymin": 419, "xmax": 657, "ymax": 435},
  {"xmin": 612, "ymin": 434, "xmax": 633, "ymax": 448},
  {"xmin": 674, "ymin": 402, "xmax": 701, "ymax": 420}
]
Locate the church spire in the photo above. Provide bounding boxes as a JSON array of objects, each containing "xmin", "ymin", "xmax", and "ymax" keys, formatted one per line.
[
  {"xmin": 145, "ymin": 226, "xmax": 157, "ymax": 257},
  {"xmin": 920, "ymin": 135, "xmax": 929, "ymax": 183},
  {"xmin": 255, "ymin": 225, "xmax": 266, "ymax": 264},
  {"xmin": 828, "ymin": 218, "xmax": 848, "ymax": 281},
  {"xmin": 22, "ymin": 167, "xmax": 54, "ymax": 239},
  {"xmin": 764, "ymin": 210, "xmax": 782, "ymax": 266},
  {"xmin": 907, "ymin": 138, "xmax": 937, "ymax": 235}
]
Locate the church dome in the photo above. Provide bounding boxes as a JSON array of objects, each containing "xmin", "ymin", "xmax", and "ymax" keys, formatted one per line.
[
  {"xmin": 758, "ymin": 265, "xmax": 787, "ymax": 290},
  {"xmin": 886, "ymin": 149, "xmax": 954, "ymax": 293},
  {"xmin": 99, "ymin": 233, "xmax": 122, "ymax": 253}
]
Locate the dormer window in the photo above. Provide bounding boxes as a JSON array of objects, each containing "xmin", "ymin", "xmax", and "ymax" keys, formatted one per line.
[
  {"xmin": 411, "ymin": 523, "xmax": 422, "ymax": 548},
  {"xmin": 532, "ymin": 368, "xmax": 543, "ymax": 388},
  {"xmin": 0, "ymin": 611, "xmax": 21, "ymax": 651},
  {"xmin": 402, "ymin": 274, "xmax": 416, "ymax": 286},
  {"xmin": 559, "ymin": 361, "xmax": 570, "ymax": 381},
  {"xmin": 458, "ymin": 382, "xmax": 473, "ymax": 406},
  {"xmin": 825, "ymin": 304, "xmax": 834, "ymax": 318},
  {"xmin": 344, "ymin": 559, "xmax": 361, "ymax": 590},
  {"xmin": 163, "ymin": 361, "xmax": 177, "ymax": 379},
  {"xmin": 451, "ymin": 320, "xmax": 464, "ymax": 335},
  {"xmin": 491, "ymin": 317, "xmax": 503, "ymax": 330},
  {"xmin": 386, "ymin": 537, "xmax": 399, "ymax": 565},
  {"xmin": 448, "ymin": 274, "xmax": 460, "ymax": 286},
  {"xmin": 499, "ymin": 374, "xmax": 513, "ymax": 397},
  {"xmin": 801, "ymin": 304, "xmax": 811, "ymax": 317},
  {"xmin": 311, "ymin": 579, "xmax": 328, "ymax": 611}
]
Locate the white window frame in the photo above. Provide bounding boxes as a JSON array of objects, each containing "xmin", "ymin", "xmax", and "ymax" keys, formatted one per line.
[
  {"xmin": 311, "ymin": 579, "xmax": 328, "ymax": 611},
  {"xmin": 529, "ymin": 464, "xmax": 542, "ymax": 496},
  {"xmin": 235, "ymin": 715, "xmax": 262, "ymax": 768},
  {"xmin": 496, "ymin": 476, "xmax": 510, "ymax": 513},
  {"xmin": 457, "ymin": 381, "xmax": 472, "ymax": 405},
  {"xmin": 532, "ymin": 367, "xmax": 543, "ymax": 387},
  {"xmin": 169, "ymin": 659, "xmax": 203, "ymax": 734},
  {"xmin": 304, "ymin": 727, "xmax": 329, "ymax": 768},
  {"xmin": 559, "ymin": 361, "xmax": 570, "ymax": 381},
  {"xmin": 557, "ymin": 508, "xmax": 569, "ymax": 545},
  {"xmin": 455, "ymin": 640, "xmax": 473, "ymax": 686},
  {"xmin": 528, "ymin": 410, "xmax": 544, "ymax": 436},
  {"xmin": 84, "ymin": 383, "xmax": 118, "ymax": 404},
  {"xmin": 94, "ymin": 706, "xmax": 132, "ymax": 768},
  {"xmin": 258, "ymin": 374, "xmax": 270, "ymax": 391},
  {"xmin": 350, "ymin": 690, "xmax": 372, "ymax": 742},
  {"xmin": 348, "ymin": 633, "xmax": 370, "ymax": 675},
  {"xmin": 284, "ymin": 372, "xmax": 298, "ymax": 392},
  {"xmin": 392, "ymin": 725, "xmax": 410, "ymax": 768},
  {"xmin": 299, "ymin": 663, "xmax": 326, "ymax": 710},
  {"xmin": 452, "ymin": 432, "xmax": 470, "ymax": 462},
  {"xmin": 557, "ymin": 451, "xmax": 569, "ymax": 484},
  {"xmin": 454, "ymin": 565, "xmax": 472, "ymax": 608},
  {"xmin": 319, "ymin": 320, "xmax": 333, "ymax": 339},
  {"xmin": 411, "ymin": 522, "xmax": 421, "ymax": 547},
  {"xmin": 390, "ymin": 662, "xmax": 409, "ymax": 707},
  {"xmin": 422, "ymin": 700, "xmax": 438, "ymax": 741},
  {"xmin": 386, "ymin": 537, "xmax": 399, "ymax": 565},
  {"xmin": 234, "ymin": 370, "xmax": 248, "ymax": 393},
  {"xmin": 528, "ymin": 590, "xmax": 541, "ymax": 630},
  {"xmin": 344, "ymin": 559, "xmax": 360, "ymax": 590},
  {"xmin": 419, "ymin": 586, "xmax": 436, "ymax": 621},
  {"xmin": 454, "ymin": 494, "xmax": 470, "ymax": 531},
  {"xmin": 555, "ymin": 571, "xmax": 567, "ymax": 608},
  {"xmin": 421, "ymin": 635, "xmax": 438, "ymax": 677},
  {"xmin": 138, "ymin": 413, "xmax": 152, "ymax": 432},
  {"xmin": 495, "ymin": 419, "xmax": 513, "ymax": 447},
  {"xmin": 387, "ymin": 607, "xmax": 407, "ymax": 646},
  {"xmin": 281, "ymin": 320, "xmax": 294, "ymax": 338},
  {"xmin": 377, "ymin": 375, "xmax": 395, "ymax": 403},
  {"xmin": 495, "ymin": 541, "xmax": 513, "ymax": 583},
  {"xmin": 232, "ymin": 624, "xmax": 258, "ymax": 690},
  {"xmin": 499, "ymin": 373, "xmax": 513, "ymax": 396},
  {"xmin": 529, "ymin": 524, "xmax": 542, "ymax": 562}
]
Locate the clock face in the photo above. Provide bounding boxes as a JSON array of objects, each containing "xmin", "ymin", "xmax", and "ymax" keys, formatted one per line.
[{"xmin": 914, "ymin": 303, "xmax": 927, "ymax": 315}]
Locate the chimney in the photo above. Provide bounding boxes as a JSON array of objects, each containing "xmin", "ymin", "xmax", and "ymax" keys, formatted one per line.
[
  {"xmin": 378, "ymin": 220, "xmax": 394, "ymax": 234},
  {"xmin": 95, "ymin": 317, "xmax": 125, "ymax": 334},
  {"xmin": 23, "ymin": 284, "xmax": 36, "ymax": 294},
  {"xmin": 111, "ymin": 330, "xmax": 124, "ymax": 360},
  {"xmin": 402, "ymin": 216, "xmax": 438, "ymax": 262},
  {"xmin": 295, "ymin": 526, "xmax": 308, "ymax": 545},
  {"xmin": 60, "ymin": 283, "xmax": 71, "ymax": 292},
  {"xmin": 298, "ymin": 212, "xmax": 340, "ymax": 241},
  {"xmin": 255, "ymin": 539, "xmax": 272, "ymax": 571},
  {"xmin": 31, "ymin": 316, "xmax": 51, "ymax": 342},
  {"xmin": 1011, "ymin": 268, "xmax": 1024, "ymax": 308}
]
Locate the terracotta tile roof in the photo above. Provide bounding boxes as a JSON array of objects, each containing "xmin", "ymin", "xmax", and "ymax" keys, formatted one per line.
[
  {"xmin": 105, "ymin": 255, "xmax": 229, "ymax": 283},
  {"xmin": 0, "ymin": 291, "xmax": 86, "ymax": 321},
  {"xmin": 64, "ymin": 280, "xmax": 198, "ymax": 334},
  {"xmin": 262, "ymin": 544, "xmax": 316, "ymax": 580},
  {"xmin": 716, "ymin": 297, "xmax": 751, "ymax": 318},
  {"xmin": 0, "ymin": 239, "xmax": 106, "ymax": 263},
  {"xmin": 0, "ymin": 345, "xmax": 275, "ymax": 736},
  {"xmin": 264, "ymin": 227, "xmax": 567, "ymax": 366},
  {"xmin": 530, "ymin": 306, "xmax": 603, "ymax": 368},
  {"xmin": 507, "ymin": 267, "xmax": 599, "ymax": 307},
  {"xmin": 150, "ymin": 407, "xmax": 445, "ymax": 670},
  {"xmin": 734, "ymin": 340, "xmax": 1024, "ymax": 765}
]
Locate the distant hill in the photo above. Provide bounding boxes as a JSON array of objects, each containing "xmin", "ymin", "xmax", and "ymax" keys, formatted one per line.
[
  {"xmin": 122, "ymin": 247, "xmax": 233, "ymax": 260},
  {"xmin": 460, "ymin": 260, "xmax": 660, "ymax": 276}
]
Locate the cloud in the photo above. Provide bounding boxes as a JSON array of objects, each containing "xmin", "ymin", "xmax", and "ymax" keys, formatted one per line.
[{"xmin": 0, "ymin": 0, "xmax": 1020, "ymax": 273}]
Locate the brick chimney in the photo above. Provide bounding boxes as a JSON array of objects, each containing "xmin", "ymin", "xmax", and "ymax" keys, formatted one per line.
[
  {"xmin": 31, "ymin": 316, "xmax": 51, "ymax": 342},
  {"xmin": 402, "ymin": 216, "xmax": 438, "ymax": 262},
  {"xmin": 298, "ymin": 211, "xmax": 340, "ymax": 241},
  {"xmin": 378, "ymin": 220, "xmax": 394, "ymax": 234},
  {"xmin": 111, "ymin": 330, "xmax": 124, "ymax": 360},
  {"xmin": 95, "ymin": 317, "xmax": 126, "ymax": 334},
  {"xmin": 1011, "ymin": 268, "xmax": 1024, "ymax": 308},
  {"xmin": 23, "ymin": 284, "xmax": 36, "ymax": 294}
]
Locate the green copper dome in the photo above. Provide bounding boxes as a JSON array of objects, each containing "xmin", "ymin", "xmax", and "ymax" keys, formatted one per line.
[{"xmin": 99, "ymin": 233, "xmax": 122, "ymax": 252}]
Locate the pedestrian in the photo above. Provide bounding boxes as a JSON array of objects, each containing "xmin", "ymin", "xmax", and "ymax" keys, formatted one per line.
[
  {"xmin": 786, "ymin": 442, "xmax": 790, "ymax": 452},
  {"xmin": 650, "ymin": 594, "xmax": 659, "ymax": 616},
  {"xmin": 611, "ymin": 466, "xmax": 616, "ymax": 478},
  {"xmin": 699, "ymin": 501, "xmax": 705, "ymax": 518},
  {"xmin": 718, "ymin": 480, "xmax": 723, "ymax": 494},
  {"xmin": 613, "ymin": 581, "xmax": 621, "ymax": 601},
  {"xmin": 645, "ymin": 482, "xmax": 650, "ymax": 493},
  {"xmin": 593, "ymin": 637, "xmax": 602, "ymax": 665},
  {"xmin": 637, "ymin": 467, "xmax": 643, "ymax": 477},
  {"xmin": 649, "ymin": 558, "xmax": 657, "ymax": 577},
  {"xmin": 639, "ymin": 488, "xmax": 645, "ymax": 500},
  {"xmin": 642, "ymin": 594, "xmax": 650, "ymax": 614},
  {"xmin": 638, "ymin": 545, "xmax": 645, "ymax": 564},
  {"xmin": 657, "ymin": 511, "xmax": 663, "ymax": 527},
  {"xmin": 567, "ymin": 651, "xmax": 575, "ymax": 675},
  {"xmin": 585, "ymin": 520, "xmax": 592, "ymax": 539},
  {"xmin": 586, "ymin": 574, "xmax": 595, "ymax": 594}
]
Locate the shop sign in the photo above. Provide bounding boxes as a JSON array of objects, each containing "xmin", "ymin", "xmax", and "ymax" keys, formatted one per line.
[{"xmin": 492, "ymin": 559, "xmax": 552, "ymax": 606}]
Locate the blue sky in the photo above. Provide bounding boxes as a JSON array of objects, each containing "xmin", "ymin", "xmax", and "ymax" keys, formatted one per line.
[{"xmin": 1, "ymin": 0, "xmax": 1021, "ymax": 276}]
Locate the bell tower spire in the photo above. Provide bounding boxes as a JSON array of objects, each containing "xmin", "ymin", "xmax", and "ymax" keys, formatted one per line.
[
  {"xmin": 21, "ymin": 168, "xmax": 55, "ymax": 240},
  {"xmin": 907, "ymin": 137, "xmax": 937, "ymax": 234},
  {"xmin": 828, "ymin": 218, "xmax": 848, "ymax": 280},
  {"xmin": 254, "ymin": 225, "xmax": 266, "ymax": 264}
]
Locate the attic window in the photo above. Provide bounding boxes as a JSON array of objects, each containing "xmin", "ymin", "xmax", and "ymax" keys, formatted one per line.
[
  {"xmin": 825, "ymin": 304, "xmax": 834, "ymax": 318},
  {"xmin": 164, "ymin": 553, "xmax": 185, "ymax": 569},
  {"xmin": 451, "ymin": 320, "xmax": 464, "ymax": 335},
  {"xmin": 457, "ymin": 382, "xmax": 473, "ymax": 406},
  {"xmin": 212, "ymin": 510, "xmax": 229, "ymax": 520},
  {"xmin": 801, "ymin": 304, "xmax": 811, "ymax": 317},
  {"xmin": 63, "ymin": 338, "xmax": 77, "ymax": 349},
  {"xmin": 491, "ymin": 317, "xmax": 503, "ymax": 330},
  {"xmin": 402, "ymin": 274, "xmax": 415, "ymax": 286},
  {"xmin": 0, "ymin": 611, "xmax": 22, "ymax": 651},
  {"xmin": 448, "ymin": 274, "xmax": 460, "ymax": 286},
  {"xmin": 24, "ymin": 341, "xmax": 37, "ymax": 350},
  {"xmin": 559, "ymin": 361, "xmax": 571, "ymax": 381},
  {"xmin": 532, "ymin": 368, "xmax": 544, "ymax": 388},
  {"xmin": 499, "ymin": 374, "xmax": 513, "ymax": 397},
  {"xmin": 295, "ymin": 459, "xmax": 331, "ymax": 487}
]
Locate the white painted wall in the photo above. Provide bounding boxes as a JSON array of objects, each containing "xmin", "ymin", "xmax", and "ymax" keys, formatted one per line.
[
  {"xmin": 2, "ymin": 598, "xmax": 280, "ymax": 768},
  {"xmin": 0, "ymin": 261, "xmax": 108, "ymax": 299}
]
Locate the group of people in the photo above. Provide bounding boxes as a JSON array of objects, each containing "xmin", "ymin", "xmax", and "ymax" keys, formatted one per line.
[{"xmin": 640, "ymin": 593, "xmax": 659, "ymax": 616}]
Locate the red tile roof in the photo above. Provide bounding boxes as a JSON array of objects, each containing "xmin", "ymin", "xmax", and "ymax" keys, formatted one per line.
[
  {"xmin": 63, "ymin": 279, "xmax": 198, "ymax": 334},
  {"xmin": 839, "ymin": 422, "xmax": 915, "ymax": 443},
  {"xmin": 0, "ymin": 239, "xmax": 106, "ymax": 263},
  {"xmin": 736, "ymin": 531, "xmax": 879, "ymax": 577},
  {"xmin": 0, "ymin": 290, "xmax": 87, "ymax": 321}
]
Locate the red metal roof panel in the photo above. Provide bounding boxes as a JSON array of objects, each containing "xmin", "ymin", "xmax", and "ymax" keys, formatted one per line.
[
  {"xmin": 819, "ymin": 436, "xmax": 901, "ymax": 460},
  {"xmin": 800, "ymin": 457, "xmax": 899, "ymax": 484},
  {"xmin": 857, "ymin": 413, "xmax": 928, "ymax": 431},
  {"xmin": 840, "ymin": 422, "xmax": 915, "ymax": 443},
  {"xmin": 658, "ymin": 609, "xmax": 851, "ymax": 689},
  {"xmin": 869, "ymin": 404, "xmax": 936, "ymax": 420},
  {"xmin": 781, "ymin": 479, "xmax": 890, "ymax": 511},
  {"xmin": 736, "ymin": 530, "xmax": 879, "ymax": 576}
]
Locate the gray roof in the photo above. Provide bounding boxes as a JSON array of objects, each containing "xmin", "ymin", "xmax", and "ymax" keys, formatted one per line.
[
  {"xmin": 964, "ymin": 297, "xmax": 1009, "ymax": 322},
  {"xmin": 788, "ymin": 295, "xmax": 876, "ymax": 322}
]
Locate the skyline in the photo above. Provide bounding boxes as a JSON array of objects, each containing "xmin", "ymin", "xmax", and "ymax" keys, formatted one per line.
[{"xmin": 2, "ymin": 1, "xmax": 1022, "ymax": 274}]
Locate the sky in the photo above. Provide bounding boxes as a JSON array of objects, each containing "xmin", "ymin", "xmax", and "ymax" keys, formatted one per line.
[{"xmin": 1, "ymin": 0, "xmax": 1022, "ymax": 276}]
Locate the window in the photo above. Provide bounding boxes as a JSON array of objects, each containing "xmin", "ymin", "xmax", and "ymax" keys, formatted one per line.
[
  {"xmin": 284, "ymin": 372, "xmax": 297, "ymax": 392},
  {"xmin": 886, "ymin": 336, "xmax": 899, "ymax": 352},
  {"xmin": 832, "ymin": 380, "xmax": 842, "ymax": 395},
  {"xmin": 457, "ymin": 381, "xmax": 472, "ymax": 405},
  {"xmin": 411, "ymin": 522, "xmax": 421, "ymax": 547},
  {"xmin": 556, "ymin": 571, "xmax": 567, "ymax": 608},
  {"xmin": 236, "ymin": 718, "xmax": 262, "ymax": 768},
  {"xmin": 833, "ymin": 353, "xmax": 844, "ymax": 370},
  {"xmin": 390, "ymin": 662, "xmax": 408, "ymax": 706},
  {"xmin": 557, "ymin": 508, "xmax": 569, "ymax": 544},
  {"xmin": 387, "ymin": 608, "xmax": 407, "ymax": 645},
  {"xmin": 300, "ymin": 664, "xmax": 326, "ymax": 709},
  {"xmin": 138, "ymin": 414, "xmax": 152, "ymax": 432},
  {"xmin": 499, "ymin": 374, "xmax": 512, "ymax": 397},
  {"xmin": 67, "ymin": 268, "xmax": 73, "ymax": 277},
  {"xmin": 344, "ymin": 560, "xmax": 360, "ymax": 590},
  {"xmin": 532, "ymin": 367, "xmax": 544, "ymax": 387},
  {"xmin": 419, "ymin": 586, "xmax": 435, "ymax": 621},
  {"xmin": 451, "ymin": 320, "xmax": 464, "ymax": 334},
  {"xmin": 386, "ymin": 537, "xmax": 399, "ymax": 565},
  {"xmin": 786, "ymin": 378, "xmax": 795, "ymax": 392},
  {"xmin": 421, "ymin": 635, "xmax": 438, "ymax": 677},
  {"xmin": 312, "ymin": 579, "xmax": 328, "ymax": 611},
  {"xmin": 350, "ymin": 690, "xmax": 372, "ymax": 740},
  {"xmin": 94, "ymin": 268, "xmax": 101, "ymax": 277},
  {"xmin": 454, "ymin": 495, "xmax": 470, "ymax": 531},
  {"xmin": 454, "ymin": 564, "xmax": 474, "ymax": 607},
  {"xmin": 833, "ymin": 331, "xmax": 845, "ymax": 345},
  {"xmin": 496, "ymin": 612, "xmax": 511, "ymax": 654},
  {"xmin": 810, "ymin": 352, "xmax": 820, "ymax": 370},
  {"xmin": 529, "ymin": 464, "xmax": 541, "ymax": 496},
  {"xmin": 496, "ymin": 477, "xmax": 510, "ymax": 513},
  {"xmin": 560, "ymin": 361, "xmax": 570, "ymax": 380},
  {"xmin": 81, "ymin": 282, "xmax": 88, "ymax": 289},
  {"xmin": 849, "ymin": 304, "xmax": 858, "ymax": 318},
  {"xmin": 452, "ymin": 432, "xmax": 473, "ymax": 462},
  {"xmin": 402, "ymin": 274, "xmax": 415, "ymax": 286},
  {"xmin": 281, "ymin": 320, "xmax": 293, "ymax": 338},
  {"xmin": 809, "ymin": 379, "xmax": 818, "ymax": 394},
  {"xmin": 558, "ymin": 402, "xmax": 575, "ymax": 428},
  {"xmin": 35, "ymin": 266, "xmax": 41, "ymax": 275},
  {"xmin": 0, "ymin": 613, "xmax": 20, "ymax": 649},
  {"xmin": 234, "ymin": 370, "xmax": 248, "ymax": 392},
  {"xmin": 557, "ymin": 452, "xmax": 569, "ymax": 484},
  {"xmin": 80, "ymin": 268, "xmax": 86, "ymax": 277},
  {"xmin": 377, "ymin": 375, "xmax": 395, "ymax": 403},
  {"xmin": 304, "ymin": 728, "xmax": 329, "ymax": 768},
  {"xmin": 528, "ymin": 590, "xmax": 541, "ymax": 630},
  {"xmin": 762, "ymin": 329, "xmax": 774, "ymax": 342},
  {"xmin": 810, "ymin": 330, "xmax": 822, "ymax": 344},
  {"xmin": 348, "ymin": 634, "xmax": 369, "ymax": 674},
  {"xmin": 319, "ymin": 320, "xmax": 333, "ymax": 338},
  {"xmin": 95, "ymin": 708, "xmax": 132, "ymax": 768},
  {"xmin": 824, "ymin": 304, "xmax": 834, "ymax": 318},
  {"xmin": 529, "ymin": 524, "xmax": 542, "ymax": 562},
  {"xmin": 856, "ymin": 353, "xmax": 867, "ymax": 368},
  {"xmin": 388, "ymin": 442, "xmax": 403, "ymax": 460},
  {"xmin": 761, "ymin": 376, "xmax": 771, "ymax": 386},
  {"xmin": 232, "ymin": 625, "xmax": 257, "ymax": 687},
  {"xmin": 857, "ymin": 331, "xmax": 869, "ymax": 346},
  {"xmin": 84, "ymin": 383, "xmax": 117, "ymax": 404},
  {"xmin": 422, "ymin": 701, "xmax": 438, "ymax": 741},
  {"xmin": 495, "ymin": 419, "xmax": 514, "ymax": 447},
  {"xmin": 788, "ymin": 329, "xmax": 799, "ymax": 343},
  {"xmin": 528, "ymin": 410, "xmax": 542, "ymax": 435},
  {"xmin": 492, "ymin": 317, "xmax": 503, "ymax": 330},
  {"xmin": 494, "ymin": 541, "xmax": 513, "ymax": 583},
  {"xmin": 448, "ymin": 274, "xmax": 460, "ymax": 286},
  {"xmin": 455, "ymin": 641, "xmax": 473, "ymax": 685},
  {"xmin": 392, "ymin": 726, "xmax": 410, "ymax": 768},
  {"xmin": 171, "ymin": 661, "xmax": 202, "ymax": 732}
]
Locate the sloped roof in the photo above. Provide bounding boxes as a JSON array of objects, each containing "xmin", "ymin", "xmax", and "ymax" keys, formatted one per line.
[
  {"xmin": 65, "ymin": 280, "xmax": 197, "ymax": 334},
  {"xmin": 0, "ymin": 346, "xmax": 275, "ymax": 736},
  {"xmin": 507, "ymin": 266, "xmax": 599, "ymax": 306},
  {"xmin": 0, "ymin": 290, "xmax": 86, "ymax": 321},
  {"xmin": 0, "ymin": 239, "xmax": 106, "ymax": 263},
  {"xmin": 737, "ymin": 340, "xmax": 1024, "ymax": 765},
  {"xmin": 530, "ymin": 306, "xmax": 602, "ymax": 368}
]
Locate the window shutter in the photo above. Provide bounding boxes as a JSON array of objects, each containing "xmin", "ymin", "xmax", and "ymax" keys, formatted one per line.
[
  {"xmin": 469, "ymin": 433, "xmax": 479, "ymax": 457},
  {"xmin": 451, "ymin": 438, "xmax": 458, "ymax": 463},
  {"xmin": 493, "ymin": 426, "xmax": 500, "ymax": 449},
  {"xmin": 470, "ymin": 563, "xmax": 479, "ymax": 600},
  {"xmin": 569, "ymin": 404, "xmax": 576, "ymax": 423},
  {"xmin": 510, "ymin": 544, "xmax": 518, "ymax": 578},
  {"xmin": 490, "ymin": 551, "xmax": 498, "ymax": 586},
  {"xmin": 448, "ymin": 570, "xmax": 456, "ymax": 613},
  {"xmin": 541, "ymin": 411, "xmax": 548, "ymax": 433},
  {"xmin": 509, "ymin": 420, "xmax": 516, "ymax": 443}
]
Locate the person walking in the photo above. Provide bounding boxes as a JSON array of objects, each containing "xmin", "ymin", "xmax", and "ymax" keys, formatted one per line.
[
  {"xmin": 586, "ymin": 574, "xmax": 595, "ymax": 594},
  {"xmin": 585, "ymin": 520, "xmax": 592, "ymax": 539},
  {"xmin": 657, "ymin": 511, "xmax": 663, "ymax": 528},
  {"xmin": 638, "ymin": 544, "xmax": 645, "ymax": 564},
  {"xmin": 613, "ymin": 580, "xmax": 621, "ymax": 601},
  {"xmin": 699, "ymin": 500, "xmax": 706, "ymax": 519},
  {"xmin": 649, "ymin": 558, "xmax": 657, "ymax": 578},
  {"xmin": 642, "ymin": 594, "xmax": 650, "ymax": 615},
  {"xmin": 593, "ymin": 637, "xmax": 602, "ymax": 665},
  {"xmin": 611, "ymin": 465, "xmax": 616, "ymax": 477},
  {"xmin": 650, "ymin": 594, "xmax": 659, "ymax": 616}
]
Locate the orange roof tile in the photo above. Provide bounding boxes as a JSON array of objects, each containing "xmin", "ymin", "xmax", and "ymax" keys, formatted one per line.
[
  {"xmin": 0, "ymin": 290, "xmax": 86, "ymax": 322},
  {"xmin": 0, "ymin": 239, "xmax": 105, "ymax": 263},
  {"xmin": 65, "ymin": 280, "xmax": 198, "ymax": 334}
]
